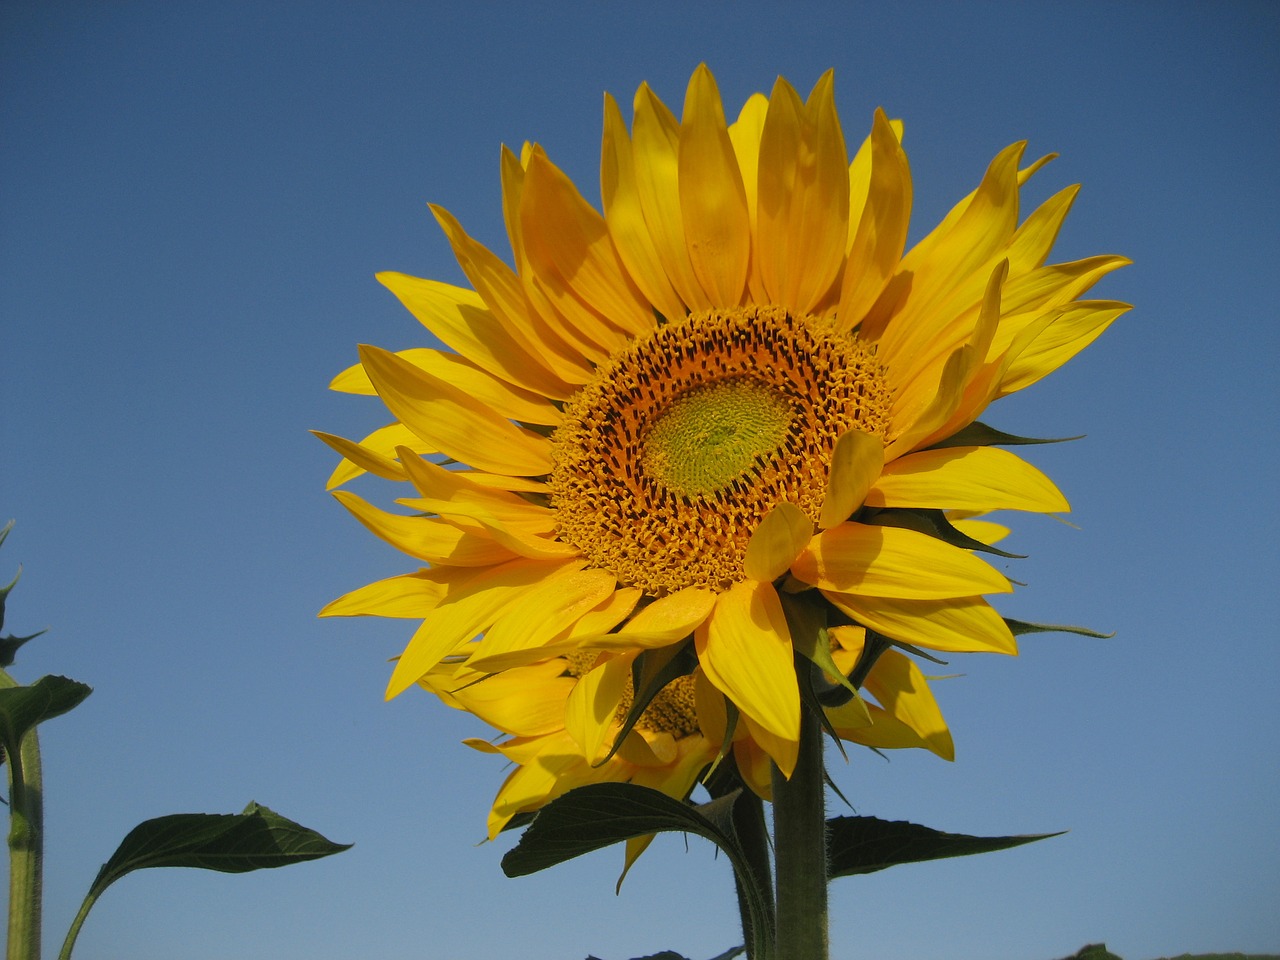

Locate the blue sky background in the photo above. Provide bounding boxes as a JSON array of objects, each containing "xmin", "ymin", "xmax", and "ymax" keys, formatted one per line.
[{"xmin": 3, "ymin": 2, "xmax": 1278, "ymax": 958}]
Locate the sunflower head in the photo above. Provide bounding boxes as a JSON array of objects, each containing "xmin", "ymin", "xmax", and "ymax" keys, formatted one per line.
[{"xmin": 320, "ymin": 62, "xmax": 1127, "ymax": 831}]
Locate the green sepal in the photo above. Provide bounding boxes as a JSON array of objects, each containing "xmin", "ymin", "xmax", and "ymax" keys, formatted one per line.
[
  {"xmin": 863, "ymin": 507, "xmax": 1025, "ymax": 559},
  {"xmin": 0, "ymin": 630, "xmax": 46, "ymax": 670},
  {"xmin": 598, "ymin": 641, "xmax": 696, "ymax": 765},
  {"xmin": 781, "ymin": 593, "xmax": 858, "ymax": 702},
  {"xmin": 502, "ymin": 784, "xmax": 772, "ymax": 960},
  {"xmin": 0, "ymin": 675, "xmax": 92, "ymax": 762},
  {"xmin": 926, "ymin": 421, "xmax": 1083, "ymax": 450},
  {"xmin": 1004, "ymin": 619, "xmax": 1114, "ymax": 639},
  {"xmin": 86, "ymin": 802, "xmax": 351, "ymax": 902},
  {"xmin": 826, "ymin": 814, "xmax": 1064, "ymax": 878}
]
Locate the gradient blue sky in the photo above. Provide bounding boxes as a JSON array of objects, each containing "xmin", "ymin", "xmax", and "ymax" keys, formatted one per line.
[{"xmin": 3, "ymin": 3, "xmax": 1278, "ymax": 959}]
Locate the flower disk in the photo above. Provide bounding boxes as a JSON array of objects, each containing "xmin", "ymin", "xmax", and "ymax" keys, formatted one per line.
[{"xmin": 550, "ymin": 305, "xmax": 890, "ymax": 595}]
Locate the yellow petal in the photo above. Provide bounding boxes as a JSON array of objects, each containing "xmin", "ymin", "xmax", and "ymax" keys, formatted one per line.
[
  {"xmin": 565, "ymin": 653, "xmax": 634, "ymax": 761},
  {"xmin": 741, "ymin": 712, "xmax": 799, "ymax": 780},
  {"xmin": 823, "ymin": 592, "xmax": 1017, "ymax": 655},
  {"xmin": 331, "ymin": 490, "xmax": 516, "ymax": 567},
  {"xmin": 999, "ymin": 300, "xmax": 1129, "ymax": 395},
  {"xmin": 863, "ymin": 650, "xmax": 954, "ymax": 760},
  {"xmin": 792, "ymin": 522, "xmax": 1011, "ymax": 598},
  {"xmin": 728, "ymin": 92, "xmax": 769, "ymax": 236},
  {"xmin": 319, "ymin": 570, "xmax": 451, "ymax": 619},
  {"xmin": 744, "ymin": 501, "xmax": 813, "ymax": 582},
  {"xmin": 866, "ymin": 445, "xmax": 1069, "ymax": 514},
  {"xmin": 432, "ymin": 660, "xmax": 575, "ymax": 737},
  {"xmin": 467, "ymin": 570, "xmax": 619, "ymax": 671},
  {"xmin": 520, "ymin": 148, "xmax": 655, "ymax": 338},
  {"xmin": 756, "ymin": 72, "xmax": 849, "ymax": 314},
  {"xmin": 819, "ymin": 428, "xmax": 885, "ymax": 529},
  {"xmin": 430, "ymin": 204, "xmax": 606, "ymax": 376},
  {"xmin": 579, "ymin": 586, "xmax": 717, "ymax": 650},
  {"xmin": 359, "ymin": 344, "xmax": 553, "ymax": 477},
  {"xmin": 678, "ymin": 64, "xmax": 750, "ymax": 307},
  {"xmin": 323, "ymin": 422, "xmax": 429, "ymax": 489},
  {"xmin": 314, "ymin": 429, "xmax": 409, "ymax": 488},
  {"xmin": 632, "ymin": 82, "xmax": 710, "ymax": 312},
  {"xmin": 601, "ymin": 93, "xmax": 688, "ymax": 323},
  {"xmin": 385, "ymin": 558, "xmax": 585, "ymax": 698},
  {"xmin": 694, "ymin": 580, "xmax": 800, "ymax": 748},
  {"xmin": 838, "ymin": 108, "xmax": 911, "ymax": 333},
  {"xmin": 376, "ymin": 272, "xmax": 574, "ymax": 399}
]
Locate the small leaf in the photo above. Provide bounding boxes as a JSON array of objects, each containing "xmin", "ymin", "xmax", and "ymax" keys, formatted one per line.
[
  {"xmin": 0, "ymin": 675, "xmax": 92, "ymax": 759},
  {"xmin": 927, "ymin": 421, "xmax": 1082, "ymax": 450},
  {"xmin": 827, "ymin": 815, "xmax": 1063, "ymax": 878},
  {"xmin": 1005, "ymin": 619, "xmax": 1114, "ymax": 639},
  {"xmin": 600, "ymin": 643, "xmax": 696, "ymax": 765},
  {"xmin": 87, "ymin": 802, "xmax": 351, "ymax": 902},
  {"xmin": 863, "ymin": 507, "xmax": 1025, "ymax": 559}
]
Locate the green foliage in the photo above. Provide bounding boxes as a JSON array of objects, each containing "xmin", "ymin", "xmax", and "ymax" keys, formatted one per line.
[
  {"xmin": 926, "ymin": 420, "xmax": 1083, "ymax": 450},
  {"xmin": 1005, "ymin": 619, "xmax": 1114, "ymax": 639},
  {"xmin": 0, "ymin": 676, "xmax": 93, "ymax": 763},
  {"xmin": 827, "ymin": 815, "xmax": 1062, "ymax": 879},
  {"xmin": 87, "ymin": 802, "xmax": 352, "ymax": 899}
]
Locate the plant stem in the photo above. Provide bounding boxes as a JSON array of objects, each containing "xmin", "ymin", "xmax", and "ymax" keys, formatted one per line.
[
  {"xmin": 2, "ymin": 669, "xmax": 43, "ymax": 960},
  {"xmin": 771, "ymin": 708, "xmax": 828, "ymax": 960}
]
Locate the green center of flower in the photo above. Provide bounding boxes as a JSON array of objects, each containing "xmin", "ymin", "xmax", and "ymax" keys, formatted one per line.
[{"xmin": 642, "ymin": 379, "xmax": 795, "ymax": 498}]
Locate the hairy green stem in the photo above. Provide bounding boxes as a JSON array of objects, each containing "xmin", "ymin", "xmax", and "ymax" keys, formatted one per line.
[
  {"xmin": 771, "ymin": 709, "xmax": 828, "ymax": 960},
  {"xmin": 2, "ymin": 669, "xmax": 43, "ymax": 960}
]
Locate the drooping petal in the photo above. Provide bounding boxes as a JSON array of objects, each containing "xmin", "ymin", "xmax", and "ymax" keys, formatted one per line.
[
  {"xmin": 744, "ymin": 501, "xmax": 814, "ymax": 582},
  {"xmin": 695, "ymin": 580, "xmax": 800, "ymax": 750},
  {"xmin": 322, "ymin": 422, "xmax": 429, "ymax": 489},
  {"xmin": 314, "ymin": 429, "xmax": 410, "ymax": 487},
  {"xmin": 862, "ymin": 650, "xmax": 954, "ymax": 760},
  {"xmin": 819, "ymin": 428, "xmax": 885, "ymax": 529},
  {"xmin": 791, "ymin": 522, "xmax": 1012, "ymax": 598},
  {"xmin": 824, "ymin": 591, "xmax": 1018, "ymax": 655},
  {"xmin": 467, "ymin": 569, "xmax": 620, "ymax": 671},
  {"xmin": 565, "ymin": 652, "xmax": 634, "ymax": 762},
  {"xmin": 866, "ymin": 445, "xmax": 1069, "ymax": 514},
  {"xmin": 385, "ymin": 558, "xmax": 586, "ymax": 698},
  {"xmin": 578, "ymin": 586, "xmax": 717, "ymax": 650}
]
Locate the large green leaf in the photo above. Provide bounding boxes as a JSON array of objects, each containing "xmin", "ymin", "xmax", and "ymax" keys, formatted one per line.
[
  {"xmin": 827, "ymin": 815, "xmax": 1062, "ymax": 878},
  {"xmin": 0, "ymin": 675, "xmax": 92, "ymax": 759},
  {"xmin": 502, "ymin": 783, "xmax": 742, "ymax": 878},
  {"xmin": 503, "ymin": 784, "xmax": 771, "ymax": 958},
  {"xmin": 87, "ymin": 801, "xmax": 351, "ymax": 901}
]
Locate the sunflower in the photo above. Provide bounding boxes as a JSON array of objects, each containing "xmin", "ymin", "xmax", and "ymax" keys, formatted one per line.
[{"xmin": 319, "ymin": 65, "xmax": 1127, "ymax": 805}]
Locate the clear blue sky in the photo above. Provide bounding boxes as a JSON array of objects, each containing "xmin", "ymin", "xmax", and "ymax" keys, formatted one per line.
[{"xmin": 3, "ymin": 2, "xmax": 1278, "ymax": 958}]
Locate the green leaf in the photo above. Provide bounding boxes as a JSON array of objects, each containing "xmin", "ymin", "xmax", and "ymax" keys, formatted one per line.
[
  {"xmin": 86, "ymin": 801, "xmax": 351, "ymax": 902},
  {"xmin": 827, "ymin": 815, "xmax": 1063, "ymax": 878},
  {"xmin": 1005, "ymin": 618, "xmax": 1114, "ymax": 639},
  {"xmin": 586, "ymin": 950, "xmax": 744, "ymax": 960},
  {"xmin": 863, "ymin": 507, "xmax": 1025, "ymax": 559},
  {"xmin": 926, "ymin": 421, "xmax": 1083, "ymax": 450},
  {"xmin": 502, "ymin": 783, "xmax": 742, "ymax": 878},
  {"xmin": 502, "ymin": 784, "xmax": 772, "ymax": 959},
  {"xmin": 0, "ymin": 675, "xmax": 92, "ymax": 759}
]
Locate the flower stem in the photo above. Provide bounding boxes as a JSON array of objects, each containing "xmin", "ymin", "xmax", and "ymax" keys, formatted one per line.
[
  {"xmin": 771, "ymin": 708, "xmax": 828, "ymax": 960},
  {"xmin": 2, "ymin": 669, "xmax": 43, "ymax": 960}
]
